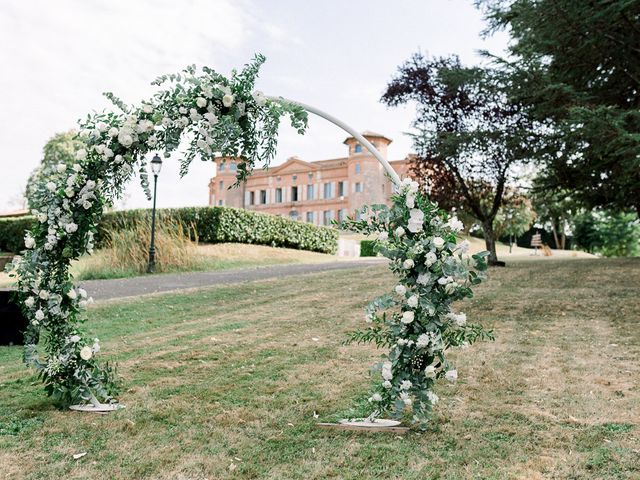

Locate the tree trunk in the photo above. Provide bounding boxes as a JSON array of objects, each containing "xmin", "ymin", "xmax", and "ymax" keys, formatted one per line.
[
  {"xmin": 482, "ymin": 220, "xmax": 500, "ymax": 265},
  {"xmin": 551, "ymin": 218, "xmax": 560, "ymax": 250}
]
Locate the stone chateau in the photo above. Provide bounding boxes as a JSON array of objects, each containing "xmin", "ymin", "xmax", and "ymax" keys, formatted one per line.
[{"xmin": 208, "ymin": 131, "xmax": 412, "ymax": 225}]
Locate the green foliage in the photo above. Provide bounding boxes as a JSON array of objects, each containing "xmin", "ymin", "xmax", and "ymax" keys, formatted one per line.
[
  {"xmin": 573, "ymin": 210, "xmax": 640, "ymax": 257},
  {"xmin": 0, "ymin": 207, "xmax": 337, "ymax": 255},
  {"xmin": 359, "ymin": 240, "xmax": 378, "ymax": 257},
  {"xmin": 25, "ymin": 131, "xmax": 83, "ymax": 209}
]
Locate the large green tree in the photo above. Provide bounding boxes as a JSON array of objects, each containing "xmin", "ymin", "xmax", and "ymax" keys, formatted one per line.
[
  {"xmin": 382, "ymin": 54, "xmax": 536, "ymax": 264},
  {"xmin": 25, "ymin": 131, "xmax": 83, "ymax": 208},
  {"xmin": 479, "ymin": 0, "xmax": 640, "ymax": 214}
]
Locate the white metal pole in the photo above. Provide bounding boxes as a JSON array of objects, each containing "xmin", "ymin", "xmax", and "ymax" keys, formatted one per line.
[{"xmin": 267, "ymin": 96, "xmax": 402, "ymax": 187}]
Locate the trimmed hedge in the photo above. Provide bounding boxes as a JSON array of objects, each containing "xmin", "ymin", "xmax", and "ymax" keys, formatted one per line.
[
  {"xmin": 359, "ymin": 240, "xmax": 378, "ymax": 257},
  {"xmin": 0, "ymin": 207, "xmax": 338, "ymax": 255}
]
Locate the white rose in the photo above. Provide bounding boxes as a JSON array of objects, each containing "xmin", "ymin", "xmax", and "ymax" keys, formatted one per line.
[
  {"xmin": 383, "ymin": 380, "xmax": 392, "ymax": 389},
  {"xmin": 67, "ymin": 289, "xmax": 77, "ymax": 300},
  {"xmin": 118, "ymin": 132, "xmax": 134, "ymax": 147},
  {"xmin": 108, "ymin": 127, "xmax": 119, "ymax": 137},
  {"xmin": 37, "ymin": 213, "xmax": 47, "ymax": 223},
  {"xmin": 143, "ymin": 103, "xmax": 153, "ymax": 113},
  {"xmin": 46, "ymin": 182, "xmax": 57, "ymax": 192},
  {"xmin": 447, "ymin": 216, "xmax": 464, "ymax": 233},
  {"xmin": 203, "ymin": 112, "xmax": 218, "ymax": 125},
  {"xmin": 65, "ymin": 186, "xmax": 75, "ymax": 198},
  {"xmin": 222, "ymin": 94, "xmax": 234, "ymax": 107},
  {"xmin": 425, "ymin": 251, "xmax": 437, "ymax": 267},
  {"xmin": 80, "ymin": 346, "xmax": 93, "ymax": 361},
  {"xmin": 400, "ymin": 392, "xmax": 412, "ymax": 406},
  {"xmin": 196, "ymin": 97, "xmax": 207, "ymax": 108},
  {"xmin": 78, "ymin": 288, "xmax": 87, "ymax": 298},
  {"xmin": 70, "ymin": 334, "xmax": 81, "ymax": 343},
  {"xmin": 65, "ymin": 223, "xmax": 78, "ymax": 234},
  {"xmin": 179, "ymin": 106, "xmax": 188, "ymax": 115},
  {"xmin": 405, "ymin": 194, "xmax": 415, "ymax": 208},
  {"xmin": 24, "ymin": 234, "xmax": 36, "ymax": 249},
  {"xmin": 103, "ymin": 147, "xmax": 114, "ymax": 158},
  {"xmin": 401, "ymin": 311, "xmax": 414, "ymax": 324},
  {"xmin": 402, "ymin": 259, "xmax": 414, "ymax": 270},
  {"xmin": 35, "ymin": 309, "xmax": 45, "ymax": 321},
  {"xmin": 424, "ymin": 365, "xmax": 437, "ymax": 379},
  {"xmin": 39, "ymin": 290, "xmax": 49, "ymax": 300},
  {"xmin": 400, "ymin": 380, "xmax": 412, "ymax": 390},
  {"xmin": 407, "ymin": 295, "xmax": 419, "ymax": 308},
  {"xmin": 417, "ymin": 273, "xmax": 430, "ymax": 285},
  {"xmin": 433, "ymin": 237, "xmax": 445, "ymax": 250},
  {"xmin": 445, "ymin": 369, "xmax": 458, "ymax": 382},
  {"xmin": 371, "ymin": 393, "xmax": 383, "ymax": 402},
  {"xmin": 72, "ymin": 163, "xmax": 82, "ymax": 172},
  {"xmin": 252, "ymin": 90, "xmax": 267, "ymax": 106},
  {"xmin": 381, "ymin": 361, "xmax": 393, "ymax": 381},
  {"xmin": 76, "ymin": 149, "xmax": 87, "ymax": 160},
  {"xmin": 394, "ymin": 226, "xmax": 405, "ymax": 238},
  {"xmin": 427, "ymin": 391, "xmax": 439, "ymax": 405},
  {"xmin": 378, "ymin": 231, "xmax": 389, "ymax": 241},
  {"xmin": 394, "ymin": 285, "xmax": 406, "ymax": 296},
  {"xmin": 56, "ymin": 163, "xmax": 66, "ymax": 173},
  {"xmin": 114, "ymin": 155, "xmax": 124, "ymax": 164},
  {"xmin": 24, "ymin": 296, "xmax": 35, "ymax": 308},
  {"xmin": 455, "ymin": 312, "xmax": 467, "ymax": 326},
  {"xmin": 96, "ymin": 122, "xmax": 108, "ymax": 132}
]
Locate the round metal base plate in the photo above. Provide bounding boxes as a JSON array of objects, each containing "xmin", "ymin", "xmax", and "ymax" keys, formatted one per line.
[
  {"xmin": 69, "ymin": 403, "xmax": 124, "ymax": 413},
  {"xmin": 339, "ymin": 418, "xmax": 401, "ymax": 428}
]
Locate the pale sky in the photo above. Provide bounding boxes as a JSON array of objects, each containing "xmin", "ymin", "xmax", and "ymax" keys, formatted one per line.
[{"xmin": 0, "ymin": 0, "xmax": 507, "ymax": 212}]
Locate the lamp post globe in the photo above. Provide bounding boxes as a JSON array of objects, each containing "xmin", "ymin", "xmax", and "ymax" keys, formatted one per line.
[{"xmin": 147, "ymin": 154, "xmax": 163, "ymax": 273}]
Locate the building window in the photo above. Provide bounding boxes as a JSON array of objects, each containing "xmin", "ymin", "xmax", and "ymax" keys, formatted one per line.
[
  {"xmin": 292, "ymin": 175, "xmax": 297, "ymax": 181},
  {"xmin": 291, "ymin": 186, "xmax": 299, "ymax": 202},
  {"xmin": 323, "ymin": 210, "xmax": 332, "ymax": 226},
  {"xmin": 219, "ymin": 162, "xmax": 225, "ymax": 172},
  {"xmin": 306, "ymin": 211, "xmax": 314, "ymax": 223},
  {"xmin": 338, "ymin": 209, "xmax": 347, "ymax": 222},
  {"xmin": 323, "ymin": 182, "xmax": 333, "ymax": 199},
  {"xmin": 355, "ymin": 182, "xmax": 363, "ymax": 193},
  {"xmin": 338, "ymin": 181, "xmax": 345, "ymax": 196},
  {"xmin": 306, "ymin": 184, "xmax": 315, "ymax": 200},
  {"xmin": 354, "ymin": 144, "xmax": 362, "ymax": 153},
  {"xmin": 275, "ymin": 188, "xmax": 283, "ymax": 203},
  {"xmin": 308, "ymin": 172, "xmax": 313, "ymax": 180},
  {"xmin": 219, "ymin": 180, "xmax": 224, "ymax": 191},
  {"xmin": 249, "ymin": 191, "xmax": 255, "ymax": 205},
  {"xmin": 355, "ymin": 164, "xmax": 361, "ymax": 174},
  {"xmin": 218, "ymin": 199, "xmax": 223, "ymax": 206},
  {"xmin": 230, "ymin": 163, "xmax": 237, "ymax": 171},
  {"xmin": 260, "ymin": 190, "xmax": 267, "ymax": 204},
  {"xmin": 290, "ymin": 210, "xmax": 299, "ymax": 221}
]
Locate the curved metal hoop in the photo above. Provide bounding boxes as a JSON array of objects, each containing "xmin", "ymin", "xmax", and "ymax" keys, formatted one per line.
[{"xmin": 267, "ymin": 96, "xmax": 402, "ymax": 187}]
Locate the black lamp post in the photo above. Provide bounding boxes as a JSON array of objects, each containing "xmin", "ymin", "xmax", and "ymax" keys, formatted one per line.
[{"xmin": 147, "ymin": 154, "xmax": 163, "ymax": 273}]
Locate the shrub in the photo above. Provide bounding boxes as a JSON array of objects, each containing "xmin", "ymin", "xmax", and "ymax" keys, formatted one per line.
[
  {"xmin": 360, "ymin": 240, "xmax": 378, "ymax": 257},
  {"xmin": 0, "ymin": 207, "xmax": 338, "ymax": 254}
]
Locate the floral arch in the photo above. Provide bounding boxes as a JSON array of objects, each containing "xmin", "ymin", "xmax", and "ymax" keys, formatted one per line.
[{"xmin": 13, "ymin": 55, "xmax": 491, "ymax": 424}]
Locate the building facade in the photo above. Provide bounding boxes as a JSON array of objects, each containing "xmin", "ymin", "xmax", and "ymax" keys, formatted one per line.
[{"xmin": 208, "ymin": 131, "xmax": 412, "ymax": 225}]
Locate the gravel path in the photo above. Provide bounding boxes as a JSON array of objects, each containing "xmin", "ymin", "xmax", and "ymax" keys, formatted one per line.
[{"xmin": 80, "ymin": 259, "xmax": 386, "ymax": 301}]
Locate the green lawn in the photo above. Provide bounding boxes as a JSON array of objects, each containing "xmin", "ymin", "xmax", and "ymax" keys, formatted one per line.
[{"xmin": 0, "ymin": 259, "xmax": 638, "ymax": 479}]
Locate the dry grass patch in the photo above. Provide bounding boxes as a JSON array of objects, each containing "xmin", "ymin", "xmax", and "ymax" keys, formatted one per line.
[{"xmin": 0, "ymin": 259, "xmax": 638, "ymax": 479}]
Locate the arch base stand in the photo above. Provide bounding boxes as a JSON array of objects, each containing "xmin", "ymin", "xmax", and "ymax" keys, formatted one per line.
[
  {"xmin": 317, "ymin": 419, "xmax": 409, "ymax": 434},
  {"xmin": 69, "ymin": 403, "xmax": 124, "ymax": 414}
]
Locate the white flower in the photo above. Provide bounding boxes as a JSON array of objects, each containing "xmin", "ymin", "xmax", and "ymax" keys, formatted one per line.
[
  {"xmin": 417, "ymin": 273, "xmax": 430, "ymax": 285},
  {"xmin": 222, "ymin": 94, "xmax": 234, "ymax": 107},
  {"xmin": 96, "ymin": 121, "xmax": 108, "ymax": 132},
  {"xmin": 179, "ymin": 106, "xmax": 188, "ymax": 115},
  {"xmin": 108, "ymin": 127, "xmax": 119, "ymax": 137},
  {"xmin": 114, "ymin": 155, "xmax": 124, "ymax": 164},
  {"xmin": 378, "ymin": 231, "xmax": 389, "ymax": 241},
  {"xmin": 162, "ymin": 117, "xmax": 172, "ymax": 127},
  {"xmin": 407, "ymin": 209, "xmax": 424, "ymax": 233},
  {"xmin": 37, "ymin": 213, "xmax": 47, "ymax": 223},
  {"xmin": 204, "ymin": 112, "xmax": 218, "ymax": 125},
  {"xmin": 405, "ymin": 194, "xmax": 415, "ymax": 208},
  {"xmin": 401, "ymin": 311, "xmax": 414, "ymax": 324},
  {"xmin": 427, "ymin": 391, "xmax": 439, "ymax": 405},
  {"xmin": 424, "ymin": 365, "xmax": 437, "ymax": 379},
  {"xmin": 80, "ymin": 346, "xmax": 93, "ymax": 361},
  {"xmin": 365, "ymin": 313, "xmax": 374, "ymax": 323},
  {"xmin": 82, "ymin": 201, "xmax": 92, "ymax": 209},
  {"xmin": 383, "ymin": 380, "xmax": 392, "ymax": 389},
  {"xmin": 433, "ymin": 237, "xmax": 445, "ymax": 250},
  {"xmin": 452, "ymin": 312, "xmax": 467, "ymax": 326},
  {"xmin": 79, "ymin": 300, "xmax": 88, "ymax": 309},
  {"xmin": 35, "ymin": 309, "xmax": 45, "ymax": 321},
  {"xmin": 394, "ymin": 226, "xmax": 405, "ymax": 238},
  {"xmin": 371, "ymin": 393, "xmax": 382, "ymax": 402},
  {"xmin": 72, "ymin": 163, "xmax": 82, "ymax": 172},
  {"xmin": 252, "ymin": 90, "xmax": 267, "ymax": 106},
  {"xmin": 46, "ymin": 182, "xmax": 57, "ymax": 192},
  {"xmin": 416, "ymin": 333, "xmax": 430, "ymax": 348},
  {"xmin": 394, "ymin": 285, "xmax": 406, "ymax": 296},
  {"xmin": 70, "ymin": 334, "xmax": 81, "ymax": 343},
  {"xmin": 76, "ymin": 149, "xmax": 87, "ymax": 160},
  {"xmin": 407, "ymin": 295, "xmax": 419, "ymax": 308},
  {"xmin": 381, "ymin": 361, "xmax": 393, "ymax": 381},
  {"xmin": 425, "ymin": 251, "xmax": 437, "ymax": 267},
  {"xmin": 447, "ymin": 216, "xmax": 464, "ymax": 232},
  {"xmin": 65, "ymin": 186, "xmax": 75, "ymax": 198},
  {"xmin": 400, "ymin": 380, "xmax": 412, "ymax": 390},
  {"xmin": 196, "ymin": 97, "xmax": 207, "ymax": 108},
  {"xmin": 65, "ymin": 223, "xmax": 78, "ymax": 234},
  {"xmin": 24, "ymin": 234, "xmax": 36, "ymax": 249},
  {"xmin": 402, "ymin": 259, "xmax": 414, "ymax": 270},
  {"xmin": 67, "ymin": 289, "xmax": 77, "ymax": 300},
  {"xmin": 25, "ymin": 296, "xmax": 35, "ymax": 308},
  {"xmin": 92, "ymin": 341, "xmax": 101, "ymax": 353},
  {"xmin": 39, "ymin": 290, "xmax": 49, "ymax": 300},
  {"xmin": 445, "ymin": 369, "xmax": 458, "ymax": 382},
  {"xmin": 56, "ymin": 163, "xmax": 66, "ymax": 173},
  {"xmin": 400, "ymin": 391, "xmax": 412, "ymax": 406},
  {"xmin": 103, "ymin": 147, "xmax": 114, "ymax": 158},
  {"xmin": 78, "ymin": 288, "xmax": 87, "ymax": 298},
  {"xmin": 118, "ymin": 132, "xmax": 134, "ymax": 147},
  {"xmin": 142, "ymin": 103, "xmax": 153, "ymax": 113},
  {"xmin": 147, "ymin": 135, "xmax": 158, "ymax": 147}
]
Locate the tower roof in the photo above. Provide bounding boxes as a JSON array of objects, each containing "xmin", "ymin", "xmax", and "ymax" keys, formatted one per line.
[{"xmin": 343, "ymin": 131, "xmax": 392, "ymax": 145}]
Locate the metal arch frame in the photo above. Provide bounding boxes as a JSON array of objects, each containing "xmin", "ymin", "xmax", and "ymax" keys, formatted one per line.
[{"xmin": 267, "ymin": 96, "xmax": 402, "ymax": 187}]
